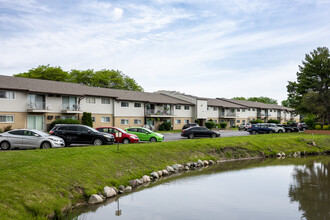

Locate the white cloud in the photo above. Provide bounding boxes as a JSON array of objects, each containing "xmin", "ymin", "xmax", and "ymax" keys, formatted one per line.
[{"xmin": 113, "ymin": 8, "xmax": 123, "ymax": 20}]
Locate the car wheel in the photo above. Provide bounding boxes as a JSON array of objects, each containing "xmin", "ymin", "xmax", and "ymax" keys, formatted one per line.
[
  {"xmin": 188, "ymin": 134, "xmax": 194, "ymax": 139},
  {"xmin": 269, "ymin": 130, "xmax": 274, "ymax": 134},
  {"xmin": 211, "ymin": 133, "xmax": 217, "ymax": 138},
  {"xmin": 252, "ymin": 130, "xmax": 257, "ymax": 135},
  {"xmin": 40, "ymin": 141, "xmax": 51, "ymax": 149},
  {"xmin": 0, "ymin": 141, "xmax": 11, "ymax": 150},
  {"xmin": 122, "ymin": 138, "xmax": 130, "ymax": 144},
  {"xmin": 287, "ymin": 129, "xmax": 291, "ymax": 133},
  {"xmin": 93, "ymin": 138, "xmax": 103, "ymax": 146},
  {"xmin": 278, "ymin": 130, "xmax": 283, "ymax": 133},
  {"xmin": 150, "ymin": 137, "xmax": 157, "ymax": 143}
]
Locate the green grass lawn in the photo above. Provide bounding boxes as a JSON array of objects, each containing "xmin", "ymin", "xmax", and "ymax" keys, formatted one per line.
[
  {"xmin": 0, "ymin": 133, "xmax": 329, "ymax": 219},
  {"xmin": 159, "ymin": 129, "xmax": 182, "ymax": 133}
]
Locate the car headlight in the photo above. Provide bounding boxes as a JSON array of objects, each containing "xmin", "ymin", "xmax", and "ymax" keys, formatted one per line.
[{"xmin": 103, "ymin": 135, "xmax": 113, "ymax": 138}]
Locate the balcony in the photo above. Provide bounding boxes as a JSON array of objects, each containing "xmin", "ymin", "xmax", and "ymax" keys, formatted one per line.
[
  {"xmin": 61, "ymin": 105, "xmax": 82, "ymax": 113},
  {"xmin": 145, "ymin": 109, "xmax": 174, "ymax": 117},
  {"xmin": 220, "ymin": 112, "xmax": 239, "ymax": 118},
  {"xmin": 27, "ymin": 102, "xmax": 52, "ymax": 113}
]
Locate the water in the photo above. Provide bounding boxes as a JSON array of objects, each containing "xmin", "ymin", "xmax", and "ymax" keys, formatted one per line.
[{"xmin": 72, "ymin": 157, "xmax": 330, "ymax": 220}]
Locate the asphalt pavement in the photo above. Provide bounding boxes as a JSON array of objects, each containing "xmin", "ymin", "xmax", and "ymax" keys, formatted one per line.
[{"xmin": 162, "ymin": 131, "xmax": 250, "ymax": 142}]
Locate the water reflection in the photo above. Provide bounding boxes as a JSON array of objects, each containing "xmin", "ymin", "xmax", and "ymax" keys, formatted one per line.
[
  {"xmin": 289, "ymin": 161, "xmax": 330, "ymax": 220},
  {"xmin": 71, "ymin": 157, "xmax": 329, "ymax": 220}
]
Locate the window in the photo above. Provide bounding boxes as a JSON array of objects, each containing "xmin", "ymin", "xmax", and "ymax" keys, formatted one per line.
[
  {"xmin": 134, "ymin": 119, "xmax": 141, "ymax": 125},
  {"xmin": 214, "ymin": 120, "xmax": 217, "ymax": 124},
  {"xmin": 270, "ymin": 109, "xmax": 272, "ymax": 112},
  {"xmin": 213, "ymin": 107, "xmax": 217, "ymax": 111},
  {"xmin": 175, "ymin": 105, "xmax": 181, "ymax": 110},
  {"xmin": 62, "ymin": 116, "xmax": 77, "ymax": 120},
  {"xmin": 175, "ymin": 119, "xmax": 181, "ymax": 124},
  {"xmin": 121, "ymin": 102, "xmax": 129, "ymax": 107},
  {"xmin": 134, "ymin": 103, "xmax": 142, "ymax": 108},
  {"xmin": 91, "ymin": 117, "xmax": 95, "ymax": 122},
  {"xmin": 252, "ymin": 108, "xmax": 255, "ymax": 111},
  {"xmin": 243, "ymin": 120, "xmax": 246, "ymax": 123},
  {"xmin": 184, "ymin": 119, "xmax": 190, "ymax": 124},
  {"xmin": 101, "ymin": 98, "xmax": 111, "ymax": 104},
  {"xmin": 184, "ymin": 105, "xmax": 190, "ymax": 110},
  {"xmin": 0, "ymin": 91, "xmax": 15, "ymax": 99},
  {"xmin": 207, "ymin": 107, "xmax": 211, "ymax": 110},
  {"xmin": 62, "ymin": 96, "xmax": 77, "ymax": 110},
  {"xmin": 101, "ymin": 116, "xmax": 110, "ymax": 123},
  {"xmin": 248, "ymin": 108, "xmax": 251, "ymax": 111},
  {"xmin": 0, "ymin": 115, "xmax": 14, "ymax": 123},
  {"xmin": 242, "ymin": 109, "xmax": 245, "ymax": 112},
  {"xmin": 127, "ymin": 128, "xmax": 137, "ymax": 132},
  {"xmin": 237, "ymin": 120, "xmax": 240, "ymax": 123},
  {"xmin": 86, "ymin": 97, "xmax": 96, "ymax": 104},
  {"xmin": 237, "ymin": 109, "xmax": 240, "ymax": 112},
  {"xmin": 121, "ymin": 119, "xmax": 129, "ymax": 125}
]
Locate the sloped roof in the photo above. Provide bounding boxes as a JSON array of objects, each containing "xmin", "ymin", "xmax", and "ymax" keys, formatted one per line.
[
  {"xmin": 207, "ymin": 98, "xmax": 246, "ymax": 108},
  {"xmin": 0, "ymin": 75, "xmax": 192, "ymax": 105},
  {"xmin": 218, "ymin": 98, "xmax": 293, "ymax": 111}
]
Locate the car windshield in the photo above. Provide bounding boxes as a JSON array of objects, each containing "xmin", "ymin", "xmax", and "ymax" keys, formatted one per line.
[
  {"xmin": 33, "ymin": 130, "xmax": 50, "ymax": 137},
  {"xmin": 115, "ymin": 127, "xmax": 127, "ymax": 134},
  {"xmin": 143, "ymin": 128, "xmax": 154, "ymax": 133},
  {"xmin": 88, "ymin": 127, "xmax": 99, "ymax": 132}
]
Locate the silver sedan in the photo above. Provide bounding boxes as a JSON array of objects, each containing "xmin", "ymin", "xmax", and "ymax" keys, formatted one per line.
[{"xmin": 0, "ymin": 129, "xmax": 64, "ymax": 150}]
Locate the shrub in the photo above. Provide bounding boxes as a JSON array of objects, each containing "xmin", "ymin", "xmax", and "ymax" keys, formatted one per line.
[
  {"xmin": 314, "ymin": 125, "xmax": 322, "ymax": 130},
  {"xmin": 82, "ymin": 112, "xmax": 93, "ymax": 128},
  {"xmin": 267, "ymin": 119, "xmax": 279, "ymax": 124},
  {"xmin": 50, "ymin": 119, "xmax": 80, "ymax": 130},
  {"xmin": 0, "ymin": 128, "xmax": 2, "ymax": 133},
  {"xmin": 219, "ymin": 122, "xmax": 227, "ymax": 129},
  {"xmin": 3, "ymin": 125, "xmax": 12, "ymax": 132},
  {"xmin": 250, "ymin": 119, "xmax": 263, "ymax": 124},
  {"xmin": 323, "ymin": 125, "xmax": 329, "ymax": 130},
  {"xmin": 304, "ymin": 118, "xmax": 316, "ymax": 129},
  {"xmin": 205, "ymin": 120, "xmax": 216, "ymax": 129},
  {"xmin": 158, "ymin": 122, "xmax": 171, "ymax": 131}
]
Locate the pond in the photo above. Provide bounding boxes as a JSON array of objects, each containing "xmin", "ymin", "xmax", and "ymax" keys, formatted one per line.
[{"xmin": 71, "ymin": 156, "xmax": 330, "ymax": 220}]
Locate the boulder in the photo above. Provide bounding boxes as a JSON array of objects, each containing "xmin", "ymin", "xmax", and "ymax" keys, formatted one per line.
[
  {"xmin": 157, "ymin": 170, "xmax": 163, "ymax": 177},
  {"xmin": 136, "ymin": 179, "xmax": 143, "ymax": 185},
  {"xmin": 88, "ymin": 194, "xmax": 103, "ymax": 204},
  {"xmin": 166, "ymin": 166, "xmax": 175, "ymax": 173},
  {"xmin": 171, "ymin": 164, "xmax": 179, "ymax": 171},
  {"xmin": 203, "ymin": 160, "xmax": 209, "ymax": 166},
  {"xmin": 124, "ymin": 186, "xmax": 132, "ymax": 193},
  {"xmin": 197, "ymin": 160, "xmax": 203, "ymax": 167},
  {"xmin": 177, "ymin": 164, "xmax": 184, "ymax": 170},
  {"xmin": 208, "ymin": 160, "xmax": 214, "ymax": 165},
  {"xmin": 276, "ymin": 153, "xmax": 282, "ymax": 157},
  {"xmin": 150, "ymin": 171, "xmax": 159, "ymax": 179},
  {"xmin": 281, "ymin": 152, "xmax": 285, "ymax": 157},
  {"xmin": 142, "ymin": 175, "xmax": 151, "ymax": 183},
  {"xmin": 118, "ymin": 185, "xmax": 125, "ymax": 191},
  {"xmin": 103, "ymin": 186, "xmax": 117, "ymax": 198},
  {"xmin": 186, "ymin": 162, "xmax": 191, "ymax": 167},
  {"xmin": 162, "ymin": 169, "xmax": 169, "ymax": 176},
  {"xmin": 184, "ymin": 166, "xmax": 190, "ymax": 170},
  {"xmin": 128, "ymin": 179, "xmax": 138, "ymax": 188}
]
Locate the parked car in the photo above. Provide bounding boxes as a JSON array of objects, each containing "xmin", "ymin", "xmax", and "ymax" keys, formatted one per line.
[
  {"xmin": 277, "ymin": 124, "xmax": 299, "ymax": 133},
  {"xmin": 182, "ymin": 123, "xmax": 199, "ymax": 130},
  {"xmin": 290, "ymin": 122, "xmax": 308, "ymax": 131},
  {"xmin": 181, "ymin": 126, "xmax": 220, "ymax": 139},
  {"xmin": 263, "ymin": 123, "xmax": 285, "ymax": 133},
  {"xmin": 50, "ymin": 124, "xmax": 115, "ymax": 146},
  {"xmin": 126, "ymin": 127, "xmax": 164, "ymax": 142},
  {"xmin": 0, "ymin": 129, "xmax": 64, "ymax": 150},
  {"xmin": 247, "ymin": 124, "xmax": 274, "ymax": 135},
  {"xmin": 95, "ymin": 127, "xmax": 139, "ymax": 144},
  {"xmin": 239, "ymin": 123, "xmax": 252, "ymax": 131}
]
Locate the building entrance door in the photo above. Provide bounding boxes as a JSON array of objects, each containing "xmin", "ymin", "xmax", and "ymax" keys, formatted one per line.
[{"xmin": 27, "ymin": 115, "xmax": 44, "ymax": 131}]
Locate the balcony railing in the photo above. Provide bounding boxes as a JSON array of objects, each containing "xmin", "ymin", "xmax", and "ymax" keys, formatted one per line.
[
  {"xmin": 62, "ymin": 105, "xmax": 81, "ymax": 111},
  {"xmin": 27, "ymin": 102, "xmax": 49, "ymax": 110},
  {"xmin": 146, "ymin": 109, "xmax": 173, "ymax": 115},
  {"xmin": 220, "ymin": 112, "xmax": 238, "ymax": 118}
]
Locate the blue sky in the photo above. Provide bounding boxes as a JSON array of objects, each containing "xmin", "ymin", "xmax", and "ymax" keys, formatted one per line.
[{"xmin": 1, "ymin": 0, "xmax": 329, "ymax": 103}]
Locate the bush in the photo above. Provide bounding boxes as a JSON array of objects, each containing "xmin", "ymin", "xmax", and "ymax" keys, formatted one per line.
[
  {"xmin": 323, "ymin": 125, "xmax": 329, "ymax": 130},
  {"xmin": 250, "ymin": 119, "xmax": 263, "ymax": 124},
  {"xmin": 267, "ymin": 119, "xmax": 279, "ymax": 124},
  {"xmin": 314, "ymin": 125, "xmax": 322, "ymax": 130},
  {"xmin": 304, "ymin": 118, "xmax": 316, "ymax": 129},
  {"xmin": 158, "ymin": 122, "xmax": 171, "ymax": 131},
  {"xmin": 3, "ymin": 125, "xmax": 12, "ymax": 132},
  {"xmin": 0, "ymin": 128, "xmax": 2, "ymax": 133},
  {"xmin": 82, "ymin": 112, "xmax": 93, "ymax": 128},
  {"xmin": 219, "ymin": 122, "xmax": 227, "ymax": 129},
  {"xmin": 50, "ymin": 119, "xmax": 80, "ymax": 130},
  {"xmin": 205, "ymin": 120, "xmax": 216, "ymax": 129}
]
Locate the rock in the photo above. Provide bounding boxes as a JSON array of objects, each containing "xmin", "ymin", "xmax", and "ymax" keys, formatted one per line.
[
  {"xmin": 124, "ymin": 186, "xmax": 132, "ymax": 193},
  {"xmin": 88, "ymin": 194, "xmax": 103, "ymax": 204},
  {"xmin": 150, "ymin": 171, "xmax": 159, "ymax": 179},
  {"xmin": 118, "ymin": 185, "xmax": 125, "ymax": 191},
  {"xmin": 281, "ymin": 152, "xmax": 285, "ymax": 157},
  {"xmin": 197, "ymin": 160, "xmax": 203, "ymax": 167},
  {"xmin": 192, "ymin": 162, "xmax": 197, "ymax": 167},
  {"xmin": 157, "ymin": 170, "xmax": 163, "ymax": 177},
  {"xmin": 162, "ymin": 169, "xmax": 169, "ymax": 176},
  {"xmin": 297, "ymin": 151, "xmax": 301, "ymax": 156},
  {"xmin": 103, "ymin": 186, "xmax": 117, "ymax": 198},
  {"xmin": 208, "ymin": 160, "xmax": 214, "ymax": 165},
  {"xmin": 136, "ymin": 179, "xmax": 143, "ymax": 185},
  {"xmin": 171, "ymin": 164, "xmax": 179, "ymax": 171},
  {"xmin": 293, "ymin": 152, "xmax": 298, "ymax": 158},
  {"xmin": 166, "ymin": 166, "xmax": 175, "ymax": 173},
  {"xmin": 184, "ymin": 166, "xmax": 190, "ymax": 170},
  {"xmin": 312, "ymin": 142, "xmax": 317, "ymax": 146},
  {"xmin": 142, "ymin": 175, "xmax": 151, "ymax": 183},
  {"xmin": 186, "ymin": 162, "xmax": 191, "ymax": 167},
  {"xmin": 177, "ymin": 164, "xmax": 183, "ymax": 170},
  {"xmin": 276, "ymin": 153, "xmax": 282, "ymax": 157},
  {"xmin": 118, "ymin": 190, "xmax": 124, "ymax": 194},
  {"xmin": 203, "ymin": 160, "xmax": 209, "ymax": 166},
  {"xmin": 128, "ymin": 179, "xmax": 138, "ymax": 188}
]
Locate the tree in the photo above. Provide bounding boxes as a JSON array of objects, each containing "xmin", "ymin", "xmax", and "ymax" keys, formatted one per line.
[
  {"xmin": 82, "ymin": 112, "xmax": 93, "ymax": 128},
  {"xmin": 286, "ymin": 47, "xmax": 330, "ymax": 124},
  {"xmin": 232, "ymin": 97, "xmax": 247, "ymax": 100},
  {"xmin": 14, "ymin": 65, "xmax": 70, "ymax": 81},
  {"xmin": 232, "ymin": 96, "xmax": 278, "ymax": 104},
  {"xmin": 14, "ymin": 65, "xmax": 144, "ymax": 92}
]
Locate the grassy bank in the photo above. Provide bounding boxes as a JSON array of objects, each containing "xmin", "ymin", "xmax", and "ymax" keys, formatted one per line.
[{"xmin": 0, "ymin": 133, "xmax": 329, "ymax": 219}]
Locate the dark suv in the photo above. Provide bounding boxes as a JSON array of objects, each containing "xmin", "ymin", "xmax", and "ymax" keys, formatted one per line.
[{"xmin": 50, "ymin": 124, "xmax": 115, "ymax": 146}]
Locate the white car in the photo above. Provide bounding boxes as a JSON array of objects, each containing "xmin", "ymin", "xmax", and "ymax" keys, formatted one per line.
[
  {"xmin": 0, "ymin": 129, "xmax": 64, "ymax": 150},
  {"xmin": 263, "ymin": 123, "xmax": 285, "ymax": 133}
]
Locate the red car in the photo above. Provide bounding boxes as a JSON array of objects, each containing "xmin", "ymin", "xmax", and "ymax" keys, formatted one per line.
[{"xmin": 95, "ymin": 127, "xmax": 139, "ymax": 144}]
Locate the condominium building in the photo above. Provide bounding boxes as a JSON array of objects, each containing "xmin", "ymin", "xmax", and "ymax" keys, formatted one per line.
[{"xmin": 0, "ymin": 75, "xmax": 299, "ymax": 131}]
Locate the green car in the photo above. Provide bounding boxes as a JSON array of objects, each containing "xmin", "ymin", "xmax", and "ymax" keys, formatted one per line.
[{"xmin": 125, "ymin": 127, "xmax": 164, "ymax": 142}]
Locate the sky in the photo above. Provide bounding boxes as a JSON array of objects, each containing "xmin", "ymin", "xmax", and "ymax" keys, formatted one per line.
[{"xmin": 0, "ymin": 0, "xmax": 329, "ymax": 103}]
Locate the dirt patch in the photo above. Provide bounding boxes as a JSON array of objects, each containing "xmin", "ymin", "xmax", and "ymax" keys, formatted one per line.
[{"xmin": 304, "ymin": 130, "xmax": 330, "ymax": 135}]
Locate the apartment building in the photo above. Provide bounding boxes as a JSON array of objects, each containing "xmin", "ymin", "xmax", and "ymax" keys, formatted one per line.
[{"xmin": 0, "ymin": 75, "xmax": 299, "ymax": 131}]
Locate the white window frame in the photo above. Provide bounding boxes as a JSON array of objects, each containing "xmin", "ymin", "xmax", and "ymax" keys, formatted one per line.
[
  {"xmin": 86, "ymin": 97, "xmax": 96, "ymax": 104},
  {"xmin": 0, "ymin": 115, "xmax": 14, "ymax": 123},
  {"xmin": 121, "ymin": 102, "xmax": 129, "ymax": 107},
  {"xmin": 121, "ymin": 119, "xmax": 129, "ymax": 125},
  {"xmin": 175, "ymin": 119, "xmax": 181, "ymax": 124},
  {"xmin": 237, "ymin": 109, "xmax": 240, "ymax": 112},
  {"xmin": 184, "ymin": 105, "xmax": 190, "ymax": 110},
  {"xmin": 237, "ymin": 120, "xmax": 240, "ymax": 123},
  {"xmin": 101, "ymin": 98, "xmax": 111, "ymax": 104},
  {"xmin": 62, "ymin": 116, "xmax": 77, "ymax": 120},
  {"xmin": 175, "ymin": 105, "xmax": 181, "ymax": 110},
  {"xmin": 101, "ymin": 116, "xmax": 111, "ymax": 123},
  {"xmin": 213, "ymin": 107, "xmax": 217, "ymax": 111},
  {"xmin": 0, "ymin": 91, "xmax": 15, "ymax": 100},
  {"xmin": 134, "ymin": 103, "xmax": 142, "ymax": 108},
  {"xmin": 134, "ymin": 119, "xmax": 141, "ymax": 125}
]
